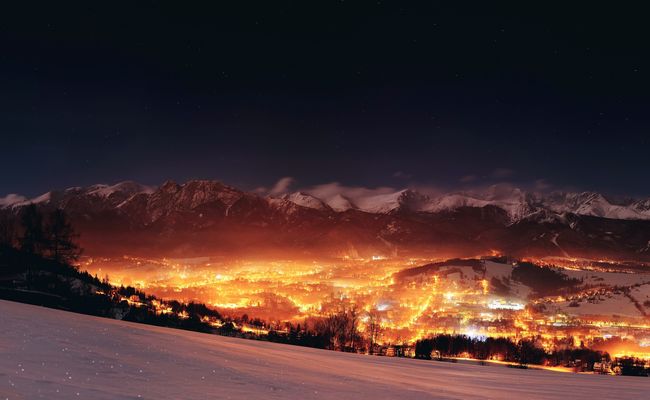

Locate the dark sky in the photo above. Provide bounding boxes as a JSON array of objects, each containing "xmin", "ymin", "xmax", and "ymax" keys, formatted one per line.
[{"xmin": 1, "ymin": 2, "xmax": 649, "ymax": 197}]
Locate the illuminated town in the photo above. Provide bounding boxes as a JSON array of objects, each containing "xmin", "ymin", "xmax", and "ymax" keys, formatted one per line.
[{"xmin": 82, "ymin": 254, "xmax": 650, "ymax": 365}]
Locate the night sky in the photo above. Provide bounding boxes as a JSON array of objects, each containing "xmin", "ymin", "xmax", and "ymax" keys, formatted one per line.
[{"xmin": 1, "ymin": 3, "xmax": 649, "ymax": 197}]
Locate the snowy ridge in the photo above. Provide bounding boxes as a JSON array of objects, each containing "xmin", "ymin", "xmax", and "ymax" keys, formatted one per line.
[
  {"xmin": 423, "ymin": 192, "xmax": 536, "ymax": 221},
  {"xmin": 86, "ymin": 181, "xmax": 154, "ymax": 198},
  {"xmin": 3, "ymin": 180, "xmax": 650, "ymax": 222},
  {"xmin": 0, "ymin": 193, "xmax": 27, "ymax": 207},
  {"xmin": 326, "ymin": 194, "xmax": 356, "ymax": 212},
  {"xmin": 294, "ymin": 185, "xmax": 650, "ymax": 221},
  {"xmin": 544, "ymin": 192, "xmax": 650, "ymax": 220},
  {"xmin": 281, "ymin": 192, "xmax": 330, "ymax": 211},
  {"xmin": 6, "ymin": 181, "xmax": 154, "ymax": 209}
]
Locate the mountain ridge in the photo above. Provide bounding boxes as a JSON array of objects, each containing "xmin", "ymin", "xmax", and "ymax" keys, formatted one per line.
[
  {"xmin": 4, "ymin": 179, "xmax": 650, "ymax": 222},
  {"xmin": 2, "ymin": 179, "xmax": 650, "ymax": 260}
]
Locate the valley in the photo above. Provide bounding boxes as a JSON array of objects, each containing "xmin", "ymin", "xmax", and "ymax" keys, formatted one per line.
[{"xmin": 82, "ymin": 254, "xmax": 650, "ymax": 360}]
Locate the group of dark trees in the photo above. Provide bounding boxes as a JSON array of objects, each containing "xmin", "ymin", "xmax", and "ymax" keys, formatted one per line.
[
  {"xmin": 414, "ymin": 334, "xmax": 618, "ymax": 371},
  {"xmin": 615, "ymin": 357, "xmax": 650, "ymax": 377},
  {"xmin": 264, "ymin": 323, "xmax": 331, "ymax": 349},
  {"xmin": 1, "ymin": 205, "xmax": 81, "ymax": 265},
  {"xmin": 416, "ymin": 335, "xmax": 521, "ymax": 362},
  {"xmin": 511, "ymin": 262, "xmax": 581, "ymax": 296},
  {"xmin": 315, "ymin": 306, "xmax": 362, "ymax": 351},
  {"xmin": 114, "ymin": 286, "xmax": 225, "ymax": 333}
]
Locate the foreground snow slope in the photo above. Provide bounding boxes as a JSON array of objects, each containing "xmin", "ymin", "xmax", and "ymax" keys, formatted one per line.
[{"xmin": 1, "ymin": 301, "xmax": 647, "ymax": 400}]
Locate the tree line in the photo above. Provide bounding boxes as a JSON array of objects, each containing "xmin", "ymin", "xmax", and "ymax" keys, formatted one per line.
[
  {"xmin": 414, "ymin": 334, "xmax": 617, "ymax": 371},
  {"xmin": 0, "ymin": 204, "xmax": 81, "ymax": 265}
]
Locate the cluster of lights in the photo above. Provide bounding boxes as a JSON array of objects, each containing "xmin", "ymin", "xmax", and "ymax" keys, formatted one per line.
[{"xmin": 83, "ymin": 254, "xmax": 650, "ymax": 359}]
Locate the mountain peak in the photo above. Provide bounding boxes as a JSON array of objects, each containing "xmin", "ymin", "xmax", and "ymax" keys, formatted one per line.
[
  {"xmin": 86, "ymin": 181, "xmax": 154, "ymax": 198},
  {"xmin": 160, "ymin": 180, "xmax": 180, "ymax": 192},
  {"xmin": 282, "ymin": 192, "xmax": 330, "ymax": 211}
]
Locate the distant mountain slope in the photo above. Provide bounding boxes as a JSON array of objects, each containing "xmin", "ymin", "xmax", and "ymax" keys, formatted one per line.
[{"xmin": 2, "ymin": 180, "xmax": 650, "ymax": 260}]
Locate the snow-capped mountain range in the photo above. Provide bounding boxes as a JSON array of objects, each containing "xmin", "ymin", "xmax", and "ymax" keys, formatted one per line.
[
  {"xmin": 3, "ymin": 180, "xmax": 650, "ymax": 222},
  {"xmin": 280, "ymin": 185, "xmax": 650, "ymax": 222},
  {"xmin": 2, "ymin": 180, "xmax": 650, "ymax": 260}
]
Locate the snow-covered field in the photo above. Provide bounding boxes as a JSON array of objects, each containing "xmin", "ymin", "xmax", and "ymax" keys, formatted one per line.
[{"xmin": 1, "ymin": 301, "xmax": 648, "ymax": 399}]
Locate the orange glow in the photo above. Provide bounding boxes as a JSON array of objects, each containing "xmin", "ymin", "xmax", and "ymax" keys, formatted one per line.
[{"xmin": 82, "ymin": 255, "xmax": 650, "ymax": 357}]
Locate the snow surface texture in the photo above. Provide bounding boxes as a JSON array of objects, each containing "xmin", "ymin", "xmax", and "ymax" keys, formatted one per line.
[{"xmin": 1, "ymin": 301, "xmax": 648, "ymax": 400}]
